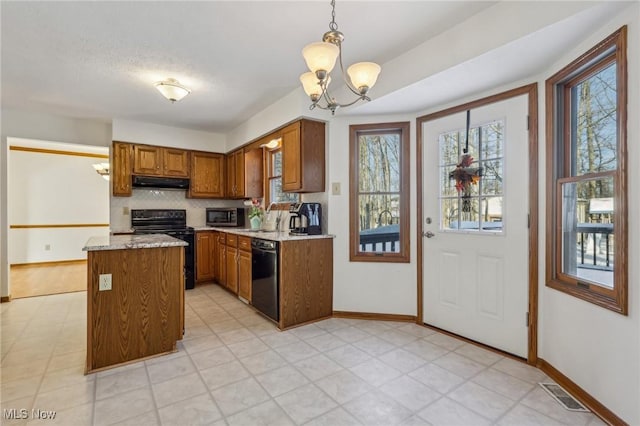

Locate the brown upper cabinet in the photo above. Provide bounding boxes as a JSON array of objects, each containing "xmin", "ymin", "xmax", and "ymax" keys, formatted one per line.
[
  {"xmin": 133, "ymin": 145, "xmax": 189, "ymax": 177},
  {"xmin": 189, "ymin": 151, "xmax": 225, "ymax": 198},
  {"xmin": 281, "ymin": 119, "xmax": 325, "ymax": 193},
  {"xmin": 226, "ymin": 148, "xmax": 263, "ymax": 199},
  {"xmin": 112, "ymin": 141, "xmax": 132, "ymax": 197}
]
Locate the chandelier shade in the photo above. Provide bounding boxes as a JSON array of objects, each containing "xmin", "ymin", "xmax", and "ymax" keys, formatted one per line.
[
  {"xmin": 300, "ymin": 72, "xmax": 331, "ymax": 98},
  {"xmin": 299, "ymin": 0, "xmax": 381, "ymax": 114},
  {"xmin": 154, "ymin": 78, "xmax": 191, "ymax": 103},
  {"xmin": 302, "ymin": 42, "xmax": 340, "ymax": 75},
  {"xmin": 347, "ymin": 62, "xmax": 381, "ymax": 93}
]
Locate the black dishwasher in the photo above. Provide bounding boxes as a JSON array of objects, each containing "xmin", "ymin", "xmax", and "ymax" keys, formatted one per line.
[{"xmin": 251, "ymin": 238, "xmax": 279, "ymax": 322}]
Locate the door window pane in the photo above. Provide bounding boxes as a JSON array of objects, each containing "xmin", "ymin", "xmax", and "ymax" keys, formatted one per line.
[
  {"xmin": 481, "ymin": 160, "xmax": 503, "ymax": 195},
  {"xmin": 439, "ymin": 119, "xmax": 504, "ymax": 233}
]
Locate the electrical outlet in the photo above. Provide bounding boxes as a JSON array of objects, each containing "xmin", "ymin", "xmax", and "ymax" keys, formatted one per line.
[
  {"xmin": 99, "ymin": 274, "xmax": 112, "ymax": 291},
  {"xmin": 44, "ymin": 244, "xmax": 51, "ymax": 251},
  {"xmin": 331, "ymin": 182, "xmax": 341, "ymax": 195},
  {"xmin": 123, "ymin": 207, "xmax": 130, "ymax": 215}
]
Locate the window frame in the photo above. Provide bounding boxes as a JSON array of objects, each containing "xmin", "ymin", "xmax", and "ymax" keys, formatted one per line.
[
  {"xmin": 349, "ymin": 122, "xmax": 410, "ymax": 263},
  {"xmin": 264, "ymin": 144, "xmax": 298, "ymax": 209},
  {"xmin": 545, "ymin": 26, "xmax": 628, "ymax": 314}
]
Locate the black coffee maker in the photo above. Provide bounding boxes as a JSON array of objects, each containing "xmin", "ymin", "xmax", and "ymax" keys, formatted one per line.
[{"xmin": 289, "ymin": 202, "xmax": 322, "ymax": 235}]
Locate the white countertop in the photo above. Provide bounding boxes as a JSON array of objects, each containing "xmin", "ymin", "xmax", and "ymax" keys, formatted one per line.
[
  {"xmin": 83, "ymin": 234, "xmax": 188, "ymax": 251},
  {"xmin": 193, "ymin": 226, "xmax": 335, "ymax": 242}
]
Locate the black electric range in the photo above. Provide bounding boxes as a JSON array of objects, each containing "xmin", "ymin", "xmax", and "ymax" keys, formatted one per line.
[{"xmin": 131, "ymin": 209, "xmax": 195, "ymax": 290}]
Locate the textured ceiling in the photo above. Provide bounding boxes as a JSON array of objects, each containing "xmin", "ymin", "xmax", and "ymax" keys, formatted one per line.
[{"xmin": 1, "ymin": 1, "xmax": 495, "ymax": 133}]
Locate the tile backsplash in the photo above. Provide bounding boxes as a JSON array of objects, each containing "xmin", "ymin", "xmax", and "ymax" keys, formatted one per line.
[
  {"xmin": 110, "ymin": 189, "xmax": 243, "ymax": 231},
  {"xmin": 110, "ymin": 189, "xmax": 328, "ymax": 234}
]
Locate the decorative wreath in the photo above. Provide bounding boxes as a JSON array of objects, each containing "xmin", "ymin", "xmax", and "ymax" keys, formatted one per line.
[{"xmin": 449, "ymin": 153, "xmax": 481, "ymax": 195}]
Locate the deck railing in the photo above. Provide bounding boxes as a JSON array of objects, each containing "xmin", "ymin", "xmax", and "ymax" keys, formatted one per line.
[
  {"xmin": 576, "ymin": 223, "xmax": 614, "ymax": 270},
  {"xmin": 359, "ymin": 224, "xmax": 399, "ymax": 252}
]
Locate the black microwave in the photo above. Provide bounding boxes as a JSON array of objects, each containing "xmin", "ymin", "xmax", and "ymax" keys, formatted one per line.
[{"xmin": 206, "ymin": 208, "xmax": 245, "ymax": 227}]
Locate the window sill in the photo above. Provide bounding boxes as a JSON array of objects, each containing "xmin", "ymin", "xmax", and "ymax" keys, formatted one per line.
[{"xmin": 546, "ymin": 278, "xmax": 627, "ymax": 315}]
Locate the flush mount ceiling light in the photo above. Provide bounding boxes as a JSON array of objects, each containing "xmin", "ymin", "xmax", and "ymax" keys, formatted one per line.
[
  {"xmin": 300, "ymin": 0, "xmax": 381, "ymax": 115},
  {"xmin": 154, "ymin": 78, "xmax": 191, "ymax": 103},
  {"xmin": 92, "ymin": 162, "xmax": 110, "ymax": 181}
]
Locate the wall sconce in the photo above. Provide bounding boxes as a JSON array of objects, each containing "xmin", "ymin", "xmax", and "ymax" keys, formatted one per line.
[
  {"xmin": 260, "ymin": 138, "xmax": 281, "ymax": 149},
  {"xmin": 93, "ymin": 162, "xmax": 110, "ymax": 181}
]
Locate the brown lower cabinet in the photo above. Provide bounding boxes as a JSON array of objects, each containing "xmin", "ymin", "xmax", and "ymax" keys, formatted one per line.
[
  {"xmin": 195, "ymin": 231, "xmax": 216, "ymax": 282},
  {"xmin": 237, "ymin": 237, "xmax": 252, "ymax": 301},
  {"xmin": 196, "ymin": 231, "xmax": 333, "ymax": 329},
  {"xmin": 226, "ymin": 234, "xmax": 238, "ymax": 294},
  {"xmin": 216, "ymin": 232, "xmax": 227, "ymax": 287},
  {"xmin": 279, "ymin": 238, "xmax": 333, "ymax": 329}
]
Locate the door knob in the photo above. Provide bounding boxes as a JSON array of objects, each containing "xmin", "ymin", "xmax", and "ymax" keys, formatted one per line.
[{"xmin": 423, "ymin": 231, "xmax": 435, "ymax": 238}]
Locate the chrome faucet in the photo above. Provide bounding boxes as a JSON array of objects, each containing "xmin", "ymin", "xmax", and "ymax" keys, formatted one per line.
[
  {"xmin": 265, "ymin": 202, "xmax": 282, "ymax": 232},
  {"xmin": 266, "ymin": 202, "xmax": 277, "ymax": 214},
  {"xmin": 275, "ymin": 209, "xmax": 283, "ymax": 232}
]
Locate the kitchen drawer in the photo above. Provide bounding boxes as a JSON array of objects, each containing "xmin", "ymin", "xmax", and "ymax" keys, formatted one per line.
[
  {"xmin": 238, "ymin": 236, "xmax": 252, "ymax": 252},
  {"xmin": 218, "ymin": 232, "xmax": 227, "ymax": 244},
  {"xmin": 226, "ymin": 234, "xmax": 238, "ymax": 247}
]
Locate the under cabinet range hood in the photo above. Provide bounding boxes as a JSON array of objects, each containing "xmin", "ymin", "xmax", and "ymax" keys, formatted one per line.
[{"xmin": 132, "ymin": 175, "xmax": 190, "ymax": 190}]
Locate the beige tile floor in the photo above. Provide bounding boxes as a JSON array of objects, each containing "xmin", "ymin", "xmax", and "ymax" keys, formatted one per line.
[{"xmin": 1, "ymin": 284, "xmax": 606, "ymax": 426}]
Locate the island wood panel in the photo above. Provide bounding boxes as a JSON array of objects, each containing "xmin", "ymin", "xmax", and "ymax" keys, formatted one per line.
[
  {"xmin": 86, "ymin": 246, "xmax": 183, "ymax": 373},
  {"xmin": 279, "ymin": 238, "xmax": 333, "ymax": 329}
]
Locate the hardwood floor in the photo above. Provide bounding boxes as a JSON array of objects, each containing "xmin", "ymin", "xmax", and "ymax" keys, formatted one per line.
[{"xmin": 10, "ymin": 261, "xmax": 87, "ymax": 299}]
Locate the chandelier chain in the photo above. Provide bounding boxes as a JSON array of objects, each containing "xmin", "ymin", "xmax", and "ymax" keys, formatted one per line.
[
  {"xmin": 300, "ymin": 0, "xmax": 380, "ymax": 114},
  {"xmin": 329, "ymin": 0, "xmax": 338, "ymax": 31}
]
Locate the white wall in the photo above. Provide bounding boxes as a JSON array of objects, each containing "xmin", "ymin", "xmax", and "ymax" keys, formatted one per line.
[
  {"xmin": 112, "ymin": 119, "xmax": 226, "ymax": 152},
  {"xmin": 328, "ymin": 113, "xmax": 417, "ymax": 315},
  {"xmin": 536, "ymin": 5, "xmax": 640, "ymax": 424},
  {"xmin": 8, "ymin": 139, "xmax": 110, "ymax": 264},
  {"xmin": 1, "ymin": 109, "xmax": 111, "ymax": 298}
]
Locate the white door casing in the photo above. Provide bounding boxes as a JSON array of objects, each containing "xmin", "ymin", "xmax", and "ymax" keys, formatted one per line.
[{"xmin": 422, "ymin": 95, "xmax": 529, "ymax": 358}]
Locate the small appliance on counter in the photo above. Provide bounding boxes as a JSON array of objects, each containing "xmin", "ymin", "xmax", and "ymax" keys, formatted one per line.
[
  {"xmin": 206, "ymin": 207, "xmax": 245, "ymax": 227},
  {"xmin": 288, "ymin": 202, "xmax": 322, "ymax": 235}
]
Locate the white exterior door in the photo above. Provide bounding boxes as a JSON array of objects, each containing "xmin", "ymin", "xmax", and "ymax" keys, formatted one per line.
[{"xmin": 422, "ymin": 95, "xmax": 529, "ymax": 358}]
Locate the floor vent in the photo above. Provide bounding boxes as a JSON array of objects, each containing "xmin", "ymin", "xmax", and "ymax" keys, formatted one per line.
[{"xmin": 539, "ymin": 383, "xmax": 590, "ymax": 412}]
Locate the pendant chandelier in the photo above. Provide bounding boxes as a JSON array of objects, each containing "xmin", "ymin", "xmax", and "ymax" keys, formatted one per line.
[{"xmin": 299, "ymin": 0, "xmax": 381, "ymax": 115}]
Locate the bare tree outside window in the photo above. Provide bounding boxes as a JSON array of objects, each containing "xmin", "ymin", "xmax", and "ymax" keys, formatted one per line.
[
  {"xmin": 349, "ymin": 122, "xmax": 410, "ymax": 263},
  {"xmin": 439, "ymin": 120, "xmax": 504, "ymax": 233},
  {"xmin": 546, "ymin": 26, "xmax": 627, "ymax": 315}
]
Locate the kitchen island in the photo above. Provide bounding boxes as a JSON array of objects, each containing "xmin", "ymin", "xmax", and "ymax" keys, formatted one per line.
[{"xmin": 83, "ymin": 234, "xmax": 186, "ymax": 373}]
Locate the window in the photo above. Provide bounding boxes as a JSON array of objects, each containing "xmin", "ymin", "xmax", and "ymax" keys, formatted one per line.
[
  {"xmin": 265, "ymin": 146, "xmax": 299, "ymax": 207},
  {"xmin": 439, "ymin": 120, "xmax": 504, "ymax": 233},
  {"xmin": 349, "ymin": 122, "xmax": 410, "ymax": 262},
  {"xmin": 545, "ymin": 26, "xmax": 627, "ymax": 314}
]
